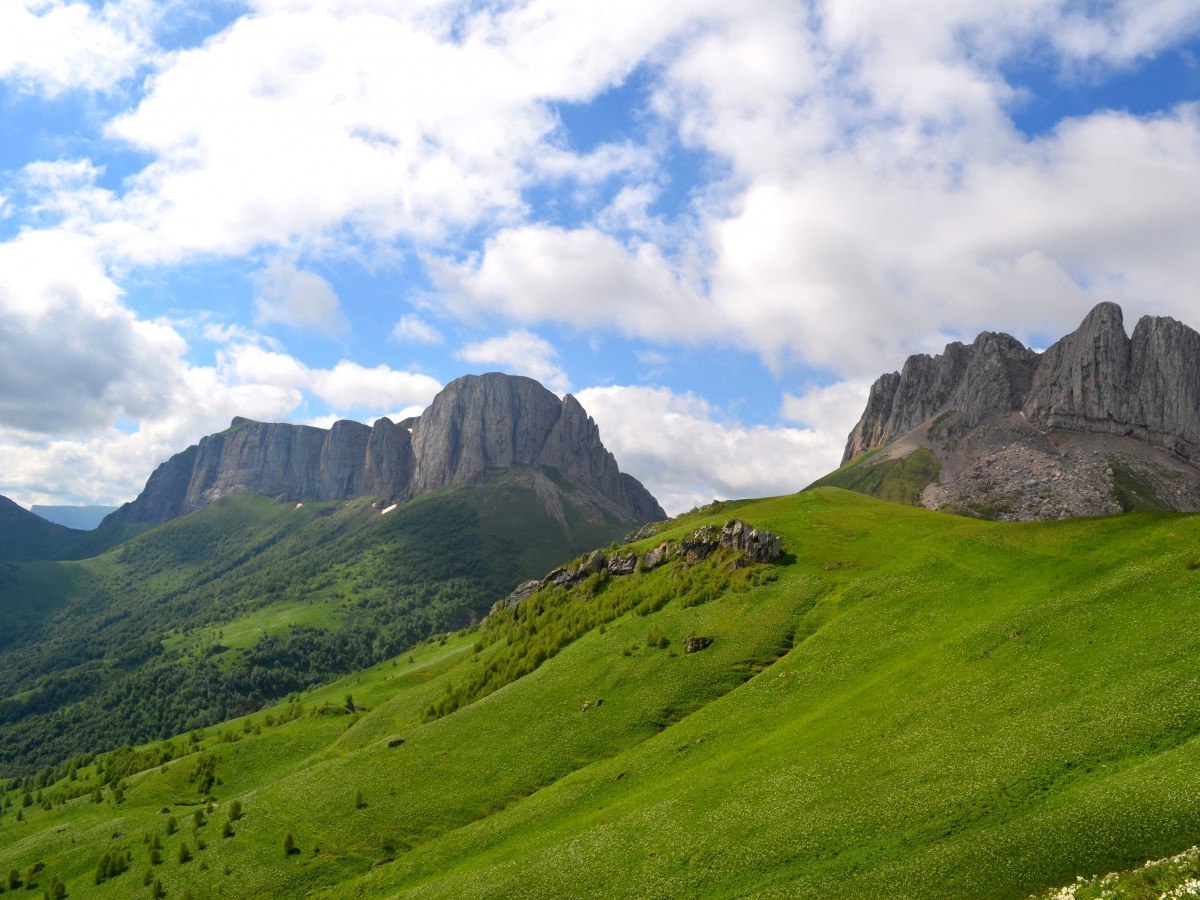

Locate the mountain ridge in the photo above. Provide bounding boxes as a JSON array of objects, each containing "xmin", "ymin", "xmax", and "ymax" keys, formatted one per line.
[
  {"xmin": 835, "ymin": 303, "xmax": 1200, "ymax": 519},
  {"xmin": 107, "ymin": 372, "xmax": 664, "ymax": 529}
]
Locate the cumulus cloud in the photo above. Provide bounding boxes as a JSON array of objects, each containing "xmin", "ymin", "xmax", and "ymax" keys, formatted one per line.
[
  {"xmin": 457, "ymin": 329, "xmax": 570, "ymax": 395},
  {"xmin": 0, "ymin": 229, "xmax": 186, "ymax": 434},
  {"xmin": 0, "ymin": 0, "xmax": 156, "ymax": 95},
  {"xmin": 577, "ymin": 384, "xmax": 840, "ymax": 515},
  {"xmin": 433, "ymin": 224, "xmax": 710, "ymax": 340},
  {"xmin": 252, "ymin": 255, "xmax": 347, "ymax": 333},
  {"xmin": 77, "ymin": 0, "xmax": 728, "ymax": 264},
  {"xmin": 781, "ymin": 380, "xmax": 872, "ymax": 442}
]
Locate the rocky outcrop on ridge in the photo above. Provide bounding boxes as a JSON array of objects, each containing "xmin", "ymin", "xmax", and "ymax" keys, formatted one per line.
[
  {"xmin": 108, "ymin": 373, "xmax": 664, "ymax": 528},
  {"xmin": 499, "ymin": 519, "xmax": 782, "ymax": 609},
  {"xmin": 836, "ymin": 303, "xmax": 1200, "ymax": 520}
]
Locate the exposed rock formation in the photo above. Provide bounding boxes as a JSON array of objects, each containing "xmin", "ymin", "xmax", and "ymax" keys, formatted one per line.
[
  {"xmin": 499, "ymin": 519, "xmax": 783, "ymax": 609},
  {"xmin": 835, "ymin": 303, "xmax": 1200, "ymax": 520},
  {"xmin": 108, "ymin": 373, "xmax": 664, "ymax": 528}
]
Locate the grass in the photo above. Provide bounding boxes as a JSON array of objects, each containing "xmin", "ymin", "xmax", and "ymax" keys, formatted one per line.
[
  {"xmin": 808, "ymin": 446, "xmax": 941, "ymax": 506},
  {"xmin": 5, "ymin": 489, "xmax": 1200, "ymax": 897}
]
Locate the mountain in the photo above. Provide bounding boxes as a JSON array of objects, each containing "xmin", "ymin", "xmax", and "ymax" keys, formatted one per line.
[
  {"xmin": 823, "ymin": 302, "xmax": 1200, "ymax": 519},
  {"xmin": 0, "ymin": 494, "xmax": 74, "ymax": 560},
  {"xmin": 107, "ymin": 372, "xmax": 664, "ymax": 529},
  {"xmin": 6, "ymin": 489, "xmax": 1200, "ymax": 898},
  {"xmin": 30, "ymin": 505, "xmax": 119, "ymax": 530}
]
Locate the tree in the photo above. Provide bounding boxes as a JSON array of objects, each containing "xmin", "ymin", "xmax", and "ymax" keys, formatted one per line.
[
  {"xmin": 353, "ymin": 789, "xmax": 365, "ymax": 809},
  {"xmin": 222, "ymin": 820, "xmax": 234, "ymax": 838},
  {"xmin": 283, "ymin": 831, "xmax": 295, "ymax": 856},
  {"xmin": 228, "ymin": 799, "xmax": 242, "ymax": 820},
  {"xmin": 177, "ymin": 842, "xmax": 191, "ymax": 864},
  {"xmin": 151, "ymin": 877, "xmax": 164, "ymax": 899},
  {"xmin": 165, "ymin": 815, "xmax": 177, "ymax": 835}
]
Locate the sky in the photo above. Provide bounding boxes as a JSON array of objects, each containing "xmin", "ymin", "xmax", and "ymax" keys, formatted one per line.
[{"xmin": 2, "ymin": 0, "xmax": 1200, "ymax": 516}]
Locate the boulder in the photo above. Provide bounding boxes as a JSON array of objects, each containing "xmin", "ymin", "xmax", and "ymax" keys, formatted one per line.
[
  {"xmin": 642, "ymin": 541, "xmax": 671, "ymax": 570},
  {"xmin": 683, "ymin": 634, "xmax": 713, "ymax": 654},
  {"xmin": 720, "ymin": 520, "xmax": 781, "ymax": 562},
  {"xmin": 502, "ymin": 580, "xmax": 541, "ymax": 608},
  {"xmin": 607, "ymin": 550, "xmax": 637, "ymax": 576}
]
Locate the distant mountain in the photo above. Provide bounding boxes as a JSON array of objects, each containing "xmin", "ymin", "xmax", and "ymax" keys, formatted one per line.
[
  {"xmin": 107, "ymin": 372, "xmax": 664, "ymax": 529},
  {"xmin": 31, "ymin": 504, "xmax": 118, "ymax": 530},
  {"xmin": 822, "ymin": 303, "xmax": 1200, "ymax": 519}
]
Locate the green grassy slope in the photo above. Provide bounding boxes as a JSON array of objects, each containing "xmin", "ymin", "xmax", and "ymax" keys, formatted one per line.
[
  {"xmin": 5, "ymin": 489, "xmax": 1200, "ymax": 898},
  {"xmin": 807, "ymin": 446, "xmax": 941, "ymax": 506},
  {"xmin": 0, "ymin": 467, "xmax": 637, "ymax": 777}
]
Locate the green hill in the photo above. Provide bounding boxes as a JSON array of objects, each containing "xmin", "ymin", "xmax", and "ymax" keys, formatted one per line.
[
  {"xmin": 0, "ymin": 466, "xmax": 637, "ymax": 777},
  {"xmin": 4, "ymin": 488, "xmax": 1200, "ymax": 897}
]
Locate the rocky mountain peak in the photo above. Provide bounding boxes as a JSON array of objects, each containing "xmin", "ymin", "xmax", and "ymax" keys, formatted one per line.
[
  {"xmin": 108, "ymin": 372, "xmax": 664, "ymax": 528},
  {"xmin": 834, "ymin": 303, "xmax": 1200, "ymax": 520}
]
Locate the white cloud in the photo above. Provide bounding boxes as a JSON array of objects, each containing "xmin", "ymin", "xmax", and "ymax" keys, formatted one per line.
[
  {"xmin": 252, "ymin": 255, "xmax": 347, "ymax": 333},
  {"xmin": 576, "ymin": 384, "xmax": 839, "ymax": 516},
  {"xmin": 0, "ymin": 229, "xmax": 186, "ymax": 434},
  {"xmin": 781, "ymin": 380, "xmax": 872, "ymax": 442},
  {"xmin": 77, "ymin": 0, "xmax": 728, "ymax": 264},
  {"xmin": 217, "ymin": 343, "xmax": 442, "ymax": 413},
  {"xmin": 0, "ymin": 0, "xmax": 156, "ymax": 95},
  {"xmin": 457, "ymin": 329, "xmax": 570, "ymax": 395},
  {"xmin": 310, "ymin": 361, "xmax": 441, "ymax": 412},
  {"xmin": 392, "ymin": 313, "xmax": 442, "ymax": 344},
  {"xmin": 434, "ymin": 225, "xmax": 710, "ymax": 339}
]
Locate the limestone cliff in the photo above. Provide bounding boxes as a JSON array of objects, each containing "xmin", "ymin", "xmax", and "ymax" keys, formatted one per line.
[
  {"xmin": 834, "ymin": 303, "xmax": 1200, "ymax": 520},
  {"xmin": 108, "ymin": 373, "xmax": 664, "ymax": 528}
]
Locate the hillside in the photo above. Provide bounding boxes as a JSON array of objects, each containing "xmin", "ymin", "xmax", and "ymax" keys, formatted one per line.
[
  {"xmin": 833, "ymin": 303, "xmax": 1200, "ymax": 519},
  {"xmin": 0, "ymin": 465, "xmax": 637, "ymax": 776},
  {"xmin": 4, "ymin": 489, "xmax": 1200, "ymax": 897}
]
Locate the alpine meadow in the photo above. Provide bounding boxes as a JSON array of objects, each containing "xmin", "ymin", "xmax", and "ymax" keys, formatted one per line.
[{"xmin": 5, "ymin": 2, "xmax": 1200, "ymax": 899}]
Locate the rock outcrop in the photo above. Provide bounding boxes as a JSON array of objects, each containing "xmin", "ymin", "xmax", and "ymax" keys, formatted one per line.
[
  {"xmin": 108, "ymin": 373, "xmax": 664, "ymax": 528},
  {"xmin": 499, "ymin": 519, "xmax": 783, "ymax": 609},
  {"xmin": 835, "ymin": 303, "xmax": 1200, "ymax": 520}
]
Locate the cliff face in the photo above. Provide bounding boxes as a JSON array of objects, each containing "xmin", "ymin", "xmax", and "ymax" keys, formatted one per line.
[
  {"xmin": 834, "ymin": 303, "xmax": 1200, "ymax": 520},
  {"xmin": 845, "ymin": 303, "xmax": 1200, "ymax": 466},
  {"xmin": 108, "ymin": 373, "xmax": 664, "ymax": 529}
]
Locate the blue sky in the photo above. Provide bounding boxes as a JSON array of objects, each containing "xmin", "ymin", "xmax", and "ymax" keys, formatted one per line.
[{"xmin": 2, "ymin": 0, "xmax": 1200, "ymax": 514}]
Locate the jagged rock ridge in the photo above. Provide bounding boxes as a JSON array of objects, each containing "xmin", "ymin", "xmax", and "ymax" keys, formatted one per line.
[
  {"xmin": 836, "ymin": 303, "xmax": 1200, "ymax": 520},
  {"xmin": 109, "ymin": 373, "xmax": 664, "ymax": 528}
]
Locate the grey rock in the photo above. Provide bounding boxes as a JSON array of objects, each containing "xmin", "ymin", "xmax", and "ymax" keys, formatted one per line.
[
  {"xmin": 1024, "ymin": 302, "xmax": 1131, "ymax": 427},
  {"xmin": 502, "ymin": 580, "xmax": 541, "ymax": 609},
  {"xmin": 677, "ymin": 524, "xmax": 721, "ymax": 562},
  {"xmin": 607, "ymin": 550, "xmax": 637, "ymax": 576},
  {"xmin": 720, "ymin": 520, "xmax": 781, "ymax": 562},
  {"xmin": 581, "ymin": 549, "xmax": 606, "ymax": 575},
  {"xmin": 641, "ymin": 541, "xmax": 672, "ymax": 570}
]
